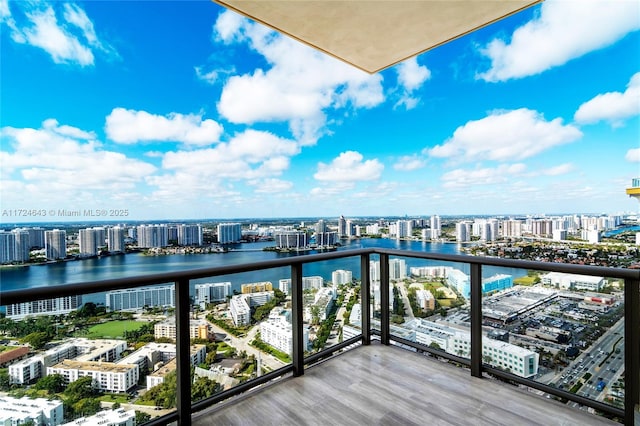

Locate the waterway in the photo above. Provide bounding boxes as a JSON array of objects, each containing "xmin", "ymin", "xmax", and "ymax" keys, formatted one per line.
[{"xmin": 0, "ymin": 238, "xmax": 528, "ymax": 305}]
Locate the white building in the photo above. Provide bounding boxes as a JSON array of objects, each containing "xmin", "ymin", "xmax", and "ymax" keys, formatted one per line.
[
  {"xmin": 229, "ymin": 295, "xmax": 251, "ymax": 326},
  {"xmin": 78, "ymin": 228, "xmax": 100, "ymax": 256},
  {"xmin": 388, "ymin": 258, "xmax": 407, "ymax": 281},
  {"xmin": 154, "ymin": 318, "xmax": 210, "ymax": 341},
  {"xmin": 45, "ymin": 229, "xmax": 66, "ymax": 260},
  {"xmin": 5, "ymin": 295, "xmax": 82, "ymax": 320},
  {"xmin": 107, "ymin": 226, "xmax": 126, "ymax": 253},
  {"xmin": 178, "ymin": 224, "xmax": 203, "ymax": 246},
  {"xmin": 0, "ymin": 396, "xmax": 64, "ymax": 426},
  {"xmin": 278, "ymin": 276, "xmax": 323, "ymax": 295},
  {"xmin": 136, "ymin": 224, "xmax": 169, "ymax": 248},
  {"xmin": 47, "ymin": 360, "xmax": 139, "ymax": 393},
  {"xmin": 61, "ymin": 408, "xmax": 136, "ymax": 426},
  {"xmin": 541, "ymin": 272, "xmax": 604, "ymax": 291},
  {"xmin": 331, "ymin": 269, "xmax": 352, "ymax": 286},
  {"xmin": 106, "ymin": 284, "xmax": 175, "ymax": 311},
  {"xmin": 259, "ymin": 308, "xmax": 309, "ymax": 356},
  {"xmin": 217, "ymin": 223, "xmax": 242, "ymax": 243},
  {"xmin": 195, "ymin": 282, "xmax": 232, "ymax": 307},
  {"xmin": 456, "ymin": 222, "xmax": 470, "ymax": 242}
]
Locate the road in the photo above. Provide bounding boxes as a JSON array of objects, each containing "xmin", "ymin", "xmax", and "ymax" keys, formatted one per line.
[
  {"xmin": 396, "ymin": 281, "xmax": 415, "ymax": 320},
  {"xmin": 204, "ymin": 320, "xmax": 287, "ymax": 372}
]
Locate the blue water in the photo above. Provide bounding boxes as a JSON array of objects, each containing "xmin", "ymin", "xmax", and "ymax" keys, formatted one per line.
[
  {"xmin": 0, "ymin": 238, "xmax": 527, "ymax": 305},
  {"xmin": 603, "ymin": 225, "xmax": 640, "ymax": 237}
]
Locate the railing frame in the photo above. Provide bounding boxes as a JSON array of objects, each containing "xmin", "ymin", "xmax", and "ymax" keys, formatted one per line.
[{"xmin": 2, "ymin": 248, "xmax": 638, "ymax": 425}]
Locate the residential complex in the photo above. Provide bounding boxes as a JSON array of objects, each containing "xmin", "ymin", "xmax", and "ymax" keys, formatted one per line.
[
  {"xmin": 5, "ymin": 295, "xmax": 82, "ymax": 320},
  {"xmin": 106, "ymin": 284, "xmax": 175, "ymax": 311},
  {"xmin": 0, "ymin": 396, "xmax": 64, "ymax": 426},
  {"xmin": 260, "ymin": 307, "xmax": 309, "ymax": 356},
  {"xmin": 195, "ymin": 282, "xmax": 232, "ymax": 307},
  {"xmin": 45, "ymin": 229, "xmax": 66, "ymax": 260}
]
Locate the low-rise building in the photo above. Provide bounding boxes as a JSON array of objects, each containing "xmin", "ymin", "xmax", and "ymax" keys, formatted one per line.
[
  {"xmin": 61, "ymin": 408, "xmax": 136, "ymax": 426},
  {"xmin": 0, "ymin": 396, "xmax": 64, "ymax": 426},
  {"xmin": 154, "ymin": 318, "xmax": 210, "ymax": 341},
  {"xmin": 47, "ymin": 360, "xmax": 139, "ymax": 393}
]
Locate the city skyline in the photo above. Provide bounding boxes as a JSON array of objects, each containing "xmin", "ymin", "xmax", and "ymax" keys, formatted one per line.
[{"xmin": 1, "ymin": 0, "xmax": 639, "ymax": 222}]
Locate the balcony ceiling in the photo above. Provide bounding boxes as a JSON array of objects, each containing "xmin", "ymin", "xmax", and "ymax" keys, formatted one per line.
[{"xmin": 213, "ymin": 0, "xmax": 542, "ymax": 73}]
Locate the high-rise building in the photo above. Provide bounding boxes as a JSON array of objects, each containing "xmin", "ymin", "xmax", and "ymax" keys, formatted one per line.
[
  {"xmin": 389, "ymin": 258, "xmax": 407, "ymax": 280},
  {"xmin": 107, "ymin": 226, "xmax": 126, "ymax": 253},
  {"xmin": 316, "ymin": 219, "xmax": 327, "ymax": 233},
  {"xmin": 430, "ymin": 215, "xmax": 441, "ymax": 239},
  {"xmin": 195, "ymin": 282, "xmax": 232, "ymax": 306},
  {"xmin": 79, "ymin": 228, "xmax": 99, "ymax": 256},
  {"xmin": 6, "ymin": 295, "xmax": 82, "ymax": 319},
  {"xmin": 178, "ymin": 224, "xmax": 203, "ymax": 246},
  {"xmin": 106, "ymin": 285, "xmax": 175, "ymax": 311},
  {"xmin": 274, "ymin": 231, "xmax": 308, "ymax": 249},
  {"xmin": 455, "ymin": 222, "xmax": 470, "ymax": 242},
  {"xmin": 501, "ymin": 219, "xmax": 523, "ymax": 238},
  {"xmin": 0, "ymin": 231, "xmax": 17, "ymax": 264},
  {"xmin": 137, "ymin": 224, "xmax": 169, "ymax": 248},
  {"xmin": 45, "ymin": 229, "xmax": 66, "ymax": 260},
  {"xmin": 338, "ymin": 215, "xmax": 347, "ymax": 238},
  {"xmin": 315, "ymin": 231, "xmax": 338, "ymax": 247},
  {"xmin": 217, "ymin": 223, "xmax": 242, "ymax": 244},
  {"xmin": 332, "ymin": 269, "xmax": 352, "ymax": 285}
]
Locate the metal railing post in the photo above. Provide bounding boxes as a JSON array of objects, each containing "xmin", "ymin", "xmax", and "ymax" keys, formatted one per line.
[
  {"xmin": 175, "ymin": 279, "xmax": 192, "ymax": 425},
  {"xmin": 360, "ymin": 253, "xmax": 371, "ymax": 345},
  {"xmin": 291, "ymin": 262, "xmax": 304, "ymax": 376},
  {"xmin": 380, "ymin": 252, "xmax": 390, "ymax": 345},
  {"xmin": 470, "ymin": 263, "xmax": 482, "ymax": 378},
  {"xmin": 624, "ymin": 277, "xmax": 639, "ymax": 426}
]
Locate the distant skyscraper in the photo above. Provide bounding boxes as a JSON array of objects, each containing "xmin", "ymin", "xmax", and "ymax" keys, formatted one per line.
[
  {"xmin": 316, "ymin": 219, "xmax": 327, "ymax": 234},
  {"xmin": 338, "ymin": 216, "xmax": 347, "ymax": 238},
  {"xmin": 13, "ymin": 230, "xmax": 30, "ymax": 262},
  {"xmin": 316, "ymin": 231, "xmax": 338, "ymax": 247},
  {"xmin": 501, "ymin": 219, "xmax": 523, "ymax": 238},
  {"xmin": 178, "ymin": 224, "xmax": 203, "ymax": 246},
  {"xmin": 430, "ymin": 215, "xmax": 441, "ymax": 239},
  {"xmin": 79, "ymin": 228, "xmax": 99, "ymax": 256},
  {"xmin": 456, "ymin": 222, "xmax": 470, "ymax": 242},
  {"xmin": 45, "ymin": 229, "xmax": 66, "ymax": 260},
  {"xmin": 274, "ymin": 231, "xmax": 309, "ymax": 249},
  {"xmin": 107, "ymin": 226, "xmax": 126, "ymax": 253},
  {"xmin": 137, "ymin": 224, "xmax": 169, "ymax": 248},
  {"xmin": 217, "ymin": 223, "xmax": 242, "ymax": 244},
  {"xmin": 0, "ymin": 231, "xmax": 16, "ymax": 264}
]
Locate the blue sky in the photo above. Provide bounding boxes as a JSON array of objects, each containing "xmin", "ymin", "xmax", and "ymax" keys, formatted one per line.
[{"xmin": 1, "ymin": 0, "xmax": 639, "ymax": 222}]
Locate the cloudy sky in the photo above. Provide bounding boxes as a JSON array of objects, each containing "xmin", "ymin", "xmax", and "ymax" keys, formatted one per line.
[{"xmin": 1, "ymin": 0, "xmax": 639, "ymax": 222}]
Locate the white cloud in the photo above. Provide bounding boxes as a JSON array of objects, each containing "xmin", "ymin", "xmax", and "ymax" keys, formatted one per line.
[
  {"xmin": 1, "ymin": 2, "xmax": 117, "ymax": 66},
  {"xmin": 541, "ymin": 163, "xmax": 574, "ymax": 176},
  {"xmin": 148, "ymin": 130, "xmax": 299, "ymax": 200},
  {"xmin": 393, "ymin": 155, "xmax": 426, "ymax": 171},
  {"xmin": 429, "ymin": 108, "xmax": 582, "ymax": 162},
  {"xmin": 0, "ymin": 120, "xmax": 155, "ymax": 203},
  {"xmin": 314, "ymin": 151, "xmax": 383, "ymax": 182},
  {"xmin": 105, "ymin": 108, "xmax": 223, "ymax": 146},
  {"xmin": 574, "ymin": 72, "xmax": 640, "ymax": 126},
  {"xmin": 194, "ymin": 66, "xmax": 219, "ymax": 84},
  {"xmin": 250, "ymin": 178, "xmax": 294, "ymax": 194},
  {"xmin": 626, "ymin": 148, "xmax": 640, "ymax": 162},
  {"xmin": 394, "ymin": 57, "xmax": 431, "ymax": 110},
  {"xmin": 441, "ymin": 164, "xmax": 527, "ymax": 188},
  {"xmin": 214, "ymin": 10, "xmax": 384, "ymax": 145},
  {"xmin": 478, "ymin": 0, "xmax": 640, "ymax": 82}
]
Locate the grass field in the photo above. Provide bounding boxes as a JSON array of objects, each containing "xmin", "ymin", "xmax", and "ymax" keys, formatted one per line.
[
  {"xmin": 513, "ymin": 275, "xmax": 538, "ymax": 286},
  {"xmin": 84, "ymin": 320, "xmax": 146, "ymax": 339}
]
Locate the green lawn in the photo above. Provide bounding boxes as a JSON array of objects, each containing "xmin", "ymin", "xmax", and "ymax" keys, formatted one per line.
[
  {"xmin": 513, "ymin": 275, "xmax": 538, "ymax": 286},
  {"xmin": 84, "ymin": 320, "xmax": 146, "ymax": 339}
]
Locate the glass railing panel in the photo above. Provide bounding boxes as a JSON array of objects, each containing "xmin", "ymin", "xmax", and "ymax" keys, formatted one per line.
[
  {"xmin": 300, "ymin": 256, "xmax": 362, "ymax": 354},
  {"xmin": 385, "ymin": 255, "xmax": 471, "ymax": 360},
  {"xmin": 1, "ymin": 285, "xmax": 176, "ymax": 425},
  {"xmin": 369, "ymin": 253, "xmax": 381, "ymax": 336},
  {"xmin": 189, "ymin": 266, "xmax": 291, "ymax": 406},
  {"xmin": 480, "ymin": 266, "xmax": 625, "ymax": 413}
]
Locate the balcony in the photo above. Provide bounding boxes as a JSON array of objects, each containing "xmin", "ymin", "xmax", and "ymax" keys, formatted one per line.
[{"xmin": 2, "ymin": 248, "xmax": 639, "ymax": 426}]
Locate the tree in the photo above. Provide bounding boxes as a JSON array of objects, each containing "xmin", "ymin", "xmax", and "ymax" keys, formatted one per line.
[
  {"xmin": 135, "ymin": 411, "xmax": 151, "ymax": 424},
  {"xmin": 0, "ymin": 369, "xmax": 10, "ymax": 391},
  {"xmin": 64, "ymin": 376, "xmax": 97, "ymax": 402},
  {"xmin": 22, "ymin": 331, "xmax": 49, "ymax": 350},
  {"xmin": 191, "ymin": 376, "xmax": 220, "ymax": 401},
  {"xmin": 34, "ymin": 373, "xmax": 66, "ymax": 394}
]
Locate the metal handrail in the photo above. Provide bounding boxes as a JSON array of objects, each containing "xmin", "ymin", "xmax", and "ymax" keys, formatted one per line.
[{"xmin": 1, "ymin": 248, "xmax": 638, "ymax": 426}]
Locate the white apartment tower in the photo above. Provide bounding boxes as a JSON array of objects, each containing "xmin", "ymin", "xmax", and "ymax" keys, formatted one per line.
[
  {"xmin": 45, "ymin": 229, "xmax": 67, "ymax": 260},
  {"xmin": 107, "ymin": 226, "xmax": 126, "ymax": 253},
  {"xmin": 78, "ymin": 228, "xmax": 99, "ymax": 256},
  {"xmin": 455, "ymin": 222, "xmax": 470, "ymax": 242},
  {"xmin": 178, "ymin": 224, "xmax": 203, "ymax": 246},
  {"xmin": 137, "ymin": 224, "xmax": 169, "ymax": 248},
  {"xmin": 217, "ymin": 223, "xmax": 242, "ymax": 244}
]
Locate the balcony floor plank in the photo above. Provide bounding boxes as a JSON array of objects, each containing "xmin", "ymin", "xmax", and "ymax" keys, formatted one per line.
[{"xmin": 193, "ymin": 342, "xmax": 618, "ymax": 426}]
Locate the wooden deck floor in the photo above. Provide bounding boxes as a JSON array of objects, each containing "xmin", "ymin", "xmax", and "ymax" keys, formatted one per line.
[{"xmin": 192, "ymin": 342, "xmax": 618, "ymax": 426}]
